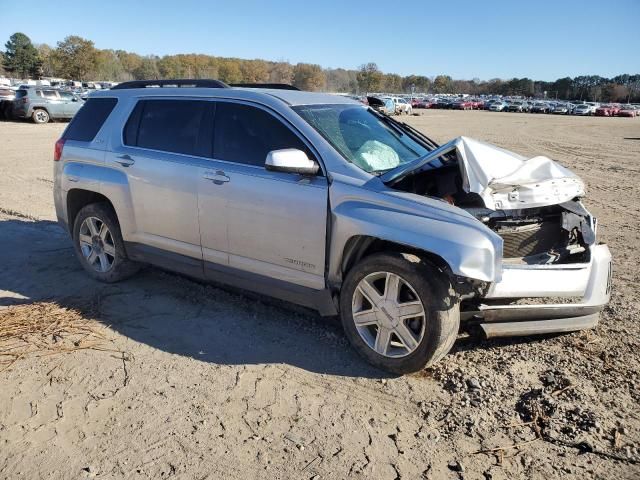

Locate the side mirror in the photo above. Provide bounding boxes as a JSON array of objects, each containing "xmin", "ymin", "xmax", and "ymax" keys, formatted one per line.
[{"xmin": 265, "ymin": 149, "xmax": 319, "ymax": 175}]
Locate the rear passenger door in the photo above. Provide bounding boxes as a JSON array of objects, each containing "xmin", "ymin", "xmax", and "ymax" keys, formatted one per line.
[
  {"xmin": 106, "ymin": 98, "xmax": 214, "ymax": 275},
  {"xmin": 199, "ymin": 101, "xmax": 328, "ymax": 290}
]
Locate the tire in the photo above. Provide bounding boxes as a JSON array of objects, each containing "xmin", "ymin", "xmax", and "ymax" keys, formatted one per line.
[
  {"xmin": 339, "ymin": 252, "xmax": 460, "ymax": 374},
  {"xmin": 72, "ymin": 203, "xmax": 140, "ymax": 283},
  {"xmin": 32, "ymin": 109, "xmax": 50, "ymax": 124}
]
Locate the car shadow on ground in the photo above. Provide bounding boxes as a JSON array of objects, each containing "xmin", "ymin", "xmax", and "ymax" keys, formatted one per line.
[
  {"xmin": 0, "ymin": 217, "xmax": 388, "ymax": 378},
  {"xmin": 0, "ymin": 216, "xmax": 563, "ymax": 378}
]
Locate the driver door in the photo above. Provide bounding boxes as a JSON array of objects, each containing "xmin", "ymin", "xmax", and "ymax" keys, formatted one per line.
[{"xmin": 59, "ymin": 91, "xmax": 81, "ymax": 117}]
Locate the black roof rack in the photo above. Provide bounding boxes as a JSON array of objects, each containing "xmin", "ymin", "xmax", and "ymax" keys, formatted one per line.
[
  {"xmin": 111, "ymin": 79, "xmax": 229, "ymax": 90},
  {"xmin": 230, "ymin": 83, "xmax": 300, "ymax": 91}
]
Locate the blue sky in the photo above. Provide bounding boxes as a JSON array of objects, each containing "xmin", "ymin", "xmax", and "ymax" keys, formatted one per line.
[{"xmin": 1, "ymin": 0, "xmax": 638, "ymax": 80}]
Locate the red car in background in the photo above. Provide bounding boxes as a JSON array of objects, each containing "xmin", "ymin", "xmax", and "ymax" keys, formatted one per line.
[
  {"xmin": 595, "ymin": 104, "xmax": 620, "ymax": 116},
  {"xmin": 617, "ymin": 105, "xmax": 637, "ymax": 117},
  {"xmin": 471, "ymin": 99, "xmax": 484, "ymax": 109},
  {"xmin": 411, "ymin": 98, "xmax": 432, "ymax": 108},
  {"xmin": 451, "ymin": 99, "xmax": 474, "ymax": 110}
]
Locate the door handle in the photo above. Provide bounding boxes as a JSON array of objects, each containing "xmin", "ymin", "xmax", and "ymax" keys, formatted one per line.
[
  {"xmin": 203, "ymin": 170, "xmax": 230, "ymax": 185},
  {"xmin": 115, "ymin": 154, "xmax": 135, "ymax": 167}
]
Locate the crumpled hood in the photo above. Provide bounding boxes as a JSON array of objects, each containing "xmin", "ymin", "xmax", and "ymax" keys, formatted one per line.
[
  {"xmin": 382, "ymin": 136, "xmax": 585, "ymax": 210},
  {"xmin": 456, "ymin": 136, "xmax": 585, "ymax": 209}
]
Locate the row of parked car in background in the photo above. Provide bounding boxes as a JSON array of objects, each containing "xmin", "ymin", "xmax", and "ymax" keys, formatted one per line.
[
  {"xmin": 481, "ymin": 98, "xmax": 639, "ymax": 117},
  {"xmin": 2, "ymin": 77, "xmax": 639, "ymax": 123},
  {"xmin": 359, "ymin": 93, "xmax": 640, "ymax": 118},
  {"xmin": 0, "ymin": 78, "xmax": 120, "ymax": 123}
]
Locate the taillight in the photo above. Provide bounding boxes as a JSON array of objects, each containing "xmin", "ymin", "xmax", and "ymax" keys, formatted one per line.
[{"xmin": 54, "ymin": 138, "xmax": 65, "ymax": 162}]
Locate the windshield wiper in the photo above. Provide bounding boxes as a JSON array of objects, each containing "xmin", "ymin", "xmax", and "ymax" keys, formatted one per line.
[
  {"xmin": 395, "ymin": 121, "xmax": 440, "ymax": 151},
  {"xmin": 369, "ymin": 108, "xmax": 407, "ymax": 136},
  {"xmin": 369, "ymin": 168, "xmax": 394, "ymax": 176},
  {"xmin": 372, "ymin": 109, "xmax": 441, "ymax": 151}
]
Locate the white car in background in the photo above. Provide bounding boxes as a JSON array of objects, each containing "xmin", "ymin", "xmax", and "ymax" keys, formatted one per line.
[
  {"xmin": 553, "ymin": 103, "xmax": 570, "ymax": 114},
  {"xmin": 488, "ymin": 101, "xmax": 507, "ymax": 112},
  {"xmin": 392, "ymin": 97, "xmax": 413, "ymax": 115},
  {"xmin": 573, "ymin": 104, "xmax": 593, "ymax": 116}
]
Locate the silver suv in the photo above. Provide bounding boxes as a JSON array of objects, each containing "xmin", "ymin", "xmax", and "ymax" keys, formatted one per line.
[{"xmin": 53, "ymin": 80, "xmax": 612, "ymax": 373}]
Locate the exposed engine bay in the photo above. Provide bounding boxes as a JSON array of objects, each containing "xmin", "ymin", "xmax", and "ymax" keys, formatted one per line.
[{"xmin": 385, "ymin": 136, "xmax": 595, "ymax": 264}]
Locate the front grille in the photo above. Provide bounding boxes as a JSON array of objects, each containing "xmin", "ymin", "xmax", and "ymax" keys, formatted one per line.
[{"xmin": 496, "ymin": 219, "xmax": 568, "ymax": 258}]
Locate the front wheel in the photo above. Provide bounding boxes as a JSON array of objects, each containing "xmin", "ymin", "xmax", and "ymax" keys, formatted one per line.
[
  {"xmin": 72, "ymin": 203, "xmax": 140, "ymax": 282},
  {"xmin": 340, "ymin": 253, "xmax": 460, "ymax": 374}
]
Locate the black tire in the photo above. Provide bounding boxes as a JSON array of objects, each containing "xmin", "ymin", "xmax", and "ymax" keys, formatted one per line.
[
  {"xmin": 32, "ymin": 108, "xmax": 50, "ymax": 124},
  {"xmin": 72, "ymin": 203, "xmax": 140, "ymax": 283},
  {"xmin": 339, "ymin": 252, "xmax": 460, "ymax": 374}
]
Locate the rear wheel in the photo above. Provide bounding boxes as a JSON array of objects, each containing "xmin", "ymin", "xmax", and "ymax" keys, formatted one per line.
[
  {"xmin": 32, "ymin": 109, "xmax": 49, "ymax": 124},
  {"xmin": 72, "ymin": 203, "xmax": 140, "ymax": 282},
  {"xmin": 340, "ymin": 253, "xmax": 460, "ymax": 374}
]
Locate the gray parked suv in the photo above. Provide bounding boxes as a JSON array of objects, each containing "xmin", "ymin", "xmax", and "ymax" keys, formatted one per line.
[
  {"xmin": 53, "ymin": 80, "xmax": 612, "ymax": 373},
  {"xmin": 13, "ymin": 86, "xmax": 83, "ymax": 123}
]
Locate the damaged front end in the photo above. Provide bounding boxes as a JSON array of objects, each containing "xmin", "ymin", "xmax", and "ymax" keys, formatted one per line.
[
  {"xmin": 381, "ymin": 136, "xmax": 596, "ymax": 264},
  {"xmin": 382, "ymin": 136, "xmax": 612, "ymax": 338},
  {"xmin": 466, "ymin": 200, "xmax": 595, "ymax": 265}
]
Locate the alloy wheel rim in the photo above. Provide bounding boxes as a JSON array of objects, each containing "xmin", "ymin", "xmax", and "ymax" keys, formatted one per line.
[
  {"xmin": 36, "ymin": 111, "xmax": 48, "ymax": 122},
  {"xmin": 79, "ymin": 216, "xmax": 116, "ymax": 273},
  {"xmin": 352, "ymin": 271, "xmax": 426, "ymax": 358}
]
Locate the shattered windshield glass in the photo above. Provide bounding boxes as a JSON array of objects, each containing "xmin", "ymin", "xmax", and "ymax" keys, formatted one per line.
[{"xmin": 293, "ymin": 104, "xmax": 429, "ymax": 173}]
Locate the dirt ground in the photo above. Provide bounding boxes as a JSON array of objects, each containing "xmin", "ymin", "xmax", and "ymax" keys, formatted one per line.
[{"xmin": 1, "ymin": 110, "xmax": 639, "ymax": 480}]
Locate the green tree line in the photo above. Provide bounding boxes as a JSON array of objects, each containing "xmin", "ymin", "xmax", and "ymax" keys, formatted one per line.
[{"xmin": 2, "ymin": 32, "xmax": 639, "ymax": 102}]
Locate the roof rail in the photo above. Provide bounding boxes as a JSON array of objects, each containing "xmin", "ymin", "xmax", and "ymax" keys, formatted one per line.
[
  {"xmin": 230, "ymin": 83, "xmax": 300, "ymax": 91},
  {"xmin": 111, "ymin": 79, "xmax": 229, "ymax": 90}
]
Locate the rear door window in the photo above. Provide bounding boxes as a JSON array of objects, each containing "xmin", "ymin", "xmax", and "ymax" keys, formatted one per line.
[
  {"xmin": 62, "ymin": 98, "xmax": 118, "ymax": 142},
  {"xmin": 213, "ymin": 102, "xmax": 308, "ymax": 167},
  {"xmin": 124, "ymin": 99, "xmax": 212, "ymax": 157},
  {"xmin": 42, "ymin": 90, "xmax": 59, "ymax": 99}
]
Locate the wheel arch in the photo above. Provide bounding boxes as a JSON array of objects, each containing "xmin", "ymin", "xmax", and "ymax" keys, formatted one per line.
[
  {"xmin": 340, "ymin": 235, "xmax": 454, "ymax": 281},
  {"xmin": 31, "ymin": 105, "xmax": 50, "ymax": 114},
  {"xmin": 66, "ymin": 189, "xmax": 117, "ymax": 234}
]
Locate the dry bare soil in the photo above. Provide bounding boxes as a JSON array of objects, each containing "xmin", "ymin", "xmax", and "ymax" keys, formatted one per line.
[{"xmin": 1, "ymin": 111, "xmax": 639, "ymax": 480}]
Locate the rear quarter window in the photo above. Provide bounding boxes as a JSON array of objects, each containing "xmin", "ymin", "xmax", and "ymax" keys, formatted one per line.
[{"xmin": 62, "ymin": 98, "xmax": 118, "ymax": 142}]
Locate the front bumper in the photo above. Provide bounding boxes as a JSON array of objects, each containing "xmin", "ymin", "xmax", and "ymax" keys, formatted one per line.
[{"xmin": 463, "ymin": 244, "xmax": 612, "ymax": 338}]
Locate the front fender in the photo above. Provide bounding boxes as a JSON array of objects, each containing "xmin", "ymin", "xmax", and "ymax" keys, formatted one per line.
[{"xmin": 328, "ymin": 186, "xmax": 503, "ymax": 284}]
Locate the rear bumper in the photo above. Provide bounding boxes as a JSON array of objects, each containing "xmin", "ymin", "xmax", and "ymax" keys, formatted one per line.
[
  {"xmin": 463, "ymin": 245, "xmax": 612, "ymax": 338},
  {"xmin": 13, "ymin": 106, "xmax": 29, "ymax": 118}
]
